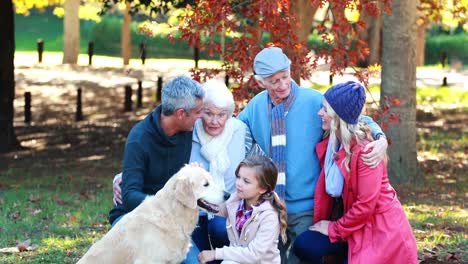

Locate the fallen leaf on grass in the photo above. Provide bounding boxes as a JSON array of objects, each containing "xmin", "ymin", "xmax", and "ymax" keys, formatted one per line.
[
  {"xmin": 69, "ymin": 215, "xmax": 79, "ymax": 224},
  {"xmin": 17, "ymin": 239, "xmax": 31, "ymax": 252},
  {"xmin": 414, "ymin": 229, "xmax": 426, "ymax": 234},
  {"xmin": 53, "ymin": 194, "xmax": 66, "ymax": 205},
  {"xmin": 424, "ymin": 223, "xmax": 435, "ymax": 228},
  {"xmin": 435, "ymin": 243, "xmax": 445, "ymax": 250},
  {"xmin": 9, "ymin": 211, "xmax": 21, "ymax": 220},
  {"xmin": 424, "ymin": 248, "xmax": 437, "ymax": 255},
  {"xmin": 17, "ymin": 239, "xmax": 38, "ymax": 252},
  {"xmin": 0, "ymin": 239, "xmax": 38, "ymax": 253},
  {"xmin": 444, "ymin": 252, "xmax": 460, "ymax": 262},
  {"xmin": 28, "ymin": 194, "xmax": 41, "ymax": 203},
  {"xmin": 26, "ymin": 207, "xmax": 42, "ymax": 215}
]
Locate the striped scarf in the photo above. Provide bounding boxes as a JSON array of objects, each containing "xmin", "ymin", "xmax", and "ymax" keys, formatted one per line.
[{"xmin": 268, "ymin": 82, "xmax": 298, "ymax": 199}]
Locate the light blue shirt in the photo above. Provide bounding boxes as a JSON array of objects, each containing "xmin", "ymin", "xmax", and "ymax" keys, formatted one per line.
[{"xmin": 238, "ymin": 82, "xmax": 385, "ymax": 214}]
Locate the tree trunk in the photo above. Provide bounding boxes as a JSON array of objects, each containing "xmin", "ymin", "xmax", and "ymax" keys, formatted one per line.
[
  {"xmin": 122, "ymin": 2, "xmax": 132, "ymax": 66},
  {"xmin": 0, "ymin": 0, "xmax": 20, "ymax": 153},
  {"xmin": 368, "ymin": 12, "xmax": 382, "ymax": 65},
  {"xmin": 290, "ymin": 0, "xmax": 319, "ymax": 84},
  {"xmin": 381, "ymin": 0, "xmax": 423, "ymax": 185},
  {"xmin": 63, "ymin": 0, "xmax": 80, "ymax": 64},
  {"xmin": 416, "ymin": 23, "xmax": 426, "ymax": 66},
  {"xmin": 357, "ymin": 8, "xmax": 382, "ymax": 66}
]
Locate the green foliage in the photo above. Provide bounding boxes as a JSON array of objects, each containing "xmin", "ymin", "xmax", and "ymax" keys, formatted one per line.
[
  {"xmin": 425, "ymin": 33, "xmax": 468, "ymax": 65},
  {"xmin": 89, "ymin": 16, "xmax": 195, "ymax": 59},
  {"xmin": 15, "ymin": 14, "xmax": 94, "ymax": 53},
  {"xmin": 15, "ymin": 13, "xmax": 206, "ymax": 59}
]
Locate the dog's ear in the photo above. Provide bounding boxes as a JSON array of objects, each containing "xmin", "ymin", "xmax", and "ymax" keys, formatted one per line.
[{"xmin": 175, "ymin": 176, "xmax": 197, "ymax": 209}]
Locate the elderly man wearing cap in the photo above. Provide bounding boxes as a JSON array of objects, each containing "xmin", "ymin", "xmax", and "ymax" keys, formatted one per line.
[{"xmin": 237, "ymin": 47, "xmax": 388, "ymax": 263}]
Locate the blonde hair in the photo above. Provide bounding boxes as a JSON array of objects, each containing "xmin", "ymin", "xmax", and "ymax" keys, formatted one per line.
[{"xmin": 327, "ymin": 104, "xmax": 373, "ymax": 172}]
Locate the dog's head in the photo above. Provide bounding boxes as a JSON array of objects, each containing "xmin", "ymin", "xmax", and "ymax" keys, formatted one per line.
[{"xmin": 173, "ymin": 165, "xmax": 228, "ymax": 214}]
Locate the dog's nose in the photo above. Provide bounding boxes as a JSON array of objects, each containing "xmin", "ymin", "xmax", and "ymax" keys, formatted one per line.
[{"xmin": 223, "ymin": 191, "xmax": 231, "ymax": 201}]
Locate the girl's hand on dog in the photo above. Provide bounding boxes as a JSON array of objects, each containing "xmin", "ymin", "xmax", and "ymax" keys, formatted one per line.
[
  {"xmin": 197, "ymin": 250, "xmax": 215, "ymax": 263},
  {"xmin": 113, "ymin": 175, "xmax": 123, "ymax": 205}
]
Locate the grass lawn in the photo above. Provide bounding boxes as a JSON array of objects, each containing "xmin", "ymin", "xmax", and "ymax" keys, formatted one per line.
[
  {"xmin": 0, "ymin": 57, "xmax": 467, "ymax": 263},
  {"xmin": 0, "ymin": 172, "xmax": 110, "ymax": 263}
]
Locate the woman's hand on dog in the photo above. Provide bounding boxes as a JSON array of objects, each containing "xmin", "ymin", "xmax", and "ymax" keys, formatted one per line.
[
  {"xmin": 113, "ymin": 175, "xmax": 123, "ymax": 205},
  {"xmin": 198, "ymin": 250, "xmax": 216, "ymax": 263}
]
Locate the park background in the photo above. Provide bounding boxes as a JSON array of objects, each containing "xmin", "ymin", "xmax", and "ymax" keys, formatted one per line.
[{"xmin": 0, "ymin": 0, "xmax": 466, "ymax": 263}]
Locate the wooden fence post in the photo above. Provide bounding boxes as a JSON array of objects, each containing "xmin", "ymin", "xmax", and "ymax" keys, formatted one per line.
[
  {"xmin": 194, "ymin": 47, "xmax": 199, "ymax": 69},
  {"xmin": 24, "ymin": 92, "xmax": 31, "ymax": 124},
  {"xmin": 442, "ymin": 77, "xmax": 448, "ymax": 87},
  {"xmin": 88, "ymin": 42, "xmax": 94, "ymax": 66},
  {"xmin": 140, "ymin": 43, "xmax": 146, "ymax": 65},
  {"xmin": 156, "ymin": 76, "xmax": 163, "ymax": 103},
  {"xmin": 37, "ymin": 39, "xmax": 44, "ymax": 63},
  {"xmin": 76, "ymin": 88, "xmax": 83, "ymax": 121},
  {"xmin": 124, "ymin": 85, "xmax": 132, "ymax": 112},
  {"xmin": 137, "ymin": 80, "xmax": 143, "ymax": 108}
]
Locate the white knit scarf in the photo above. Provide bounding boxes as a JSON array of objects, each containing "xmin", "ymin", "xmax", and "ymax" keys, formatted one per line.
[{"xmin": 195, "ymin": 118, "xmax": 236, "ymax": 191}]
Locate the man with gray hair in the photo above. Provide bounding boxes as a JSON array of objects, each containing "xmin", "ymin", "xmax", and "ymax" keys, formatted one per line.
[
  {"xmin": 238, "ymin": 47, "xmax": 388, "ymax": 263},
  {"xmin": 108, "ymin": 76, "xmax": 204, "ymax": 264}
]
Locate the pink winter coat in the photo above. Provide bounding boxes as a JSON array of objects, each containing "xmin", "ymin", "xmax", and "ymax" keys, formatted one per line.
[
  {"xmin": 314, "ymin": 138, "xmax": 418, "ymax": 264},
  {"xmin": 215, "ymin": 192, "xmax": 281, "ymax": 264}
]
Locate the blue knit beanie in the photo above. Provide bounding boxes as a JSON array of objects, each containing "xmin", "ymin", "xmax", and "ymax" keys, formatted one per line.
[
  {"xmin": 254, "ymin": 47, "xmax": 291, "ymax": 78},
  {"xmin": 324, "ymin": 81, "xmax": 366, "ymax": 124}
]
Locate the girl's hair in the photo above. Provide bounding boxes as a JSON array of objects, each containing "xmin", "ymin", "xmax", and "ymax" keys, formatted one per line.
[
  {"xmin": 327, "ymin": 103, "xmax": 374, "ymax": 172},
  {"xmin": 235, "ymin": 155, "xmax": 288, "ymax": 243}
]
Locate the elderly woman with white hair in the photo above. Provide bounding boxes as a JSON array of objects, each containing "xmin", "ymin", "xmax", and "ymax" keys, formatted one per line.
[
  {"xmin": 190, "ymin": 79, "xmax": 250, "ymax": 255},
  {"xmin": 112, "ymin": 79, "xmax": 252, "ymax": 260}
]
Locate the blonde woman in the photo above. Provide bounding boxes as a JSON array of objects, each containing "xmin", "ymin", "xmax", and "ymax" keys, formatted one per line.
[{"xmin": 293, "ymin": 81, "xmax": 418, "ymax": 264}]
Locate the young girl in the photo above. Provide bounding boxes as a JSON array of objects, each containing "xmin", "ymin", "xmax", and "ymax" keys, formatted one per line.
[
  {"xmin": 293, "ymin": 81, "xmax": 418, "ymax": 263},
  {"xmin": 197, "ymin": 155, "xmax": 287, "ymax": 264}
]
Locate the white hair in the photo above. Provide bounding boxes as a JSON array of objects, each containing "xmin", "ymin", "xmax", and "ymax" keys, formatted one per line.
[
  {"xmin": 202, "ymin": 79, "xmax": 235, "ymax": 116},
  {"xmin": 254, "ymin": 75, "xmax": 265, "ymax": 83}
]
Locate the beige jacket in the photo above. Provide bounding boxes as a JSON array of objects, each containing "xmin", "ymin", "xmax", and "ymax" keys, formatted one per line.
[{"xmin": 215, "ymin": 193, "xmax": 281, "ymax": 264}]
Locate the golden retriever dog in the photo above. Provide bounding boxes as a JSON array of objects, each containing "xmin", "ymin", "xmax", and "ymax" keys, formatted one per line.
[{"xmin": 78, "ymin": 165, "xmax": 227, "ymax": 264}]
